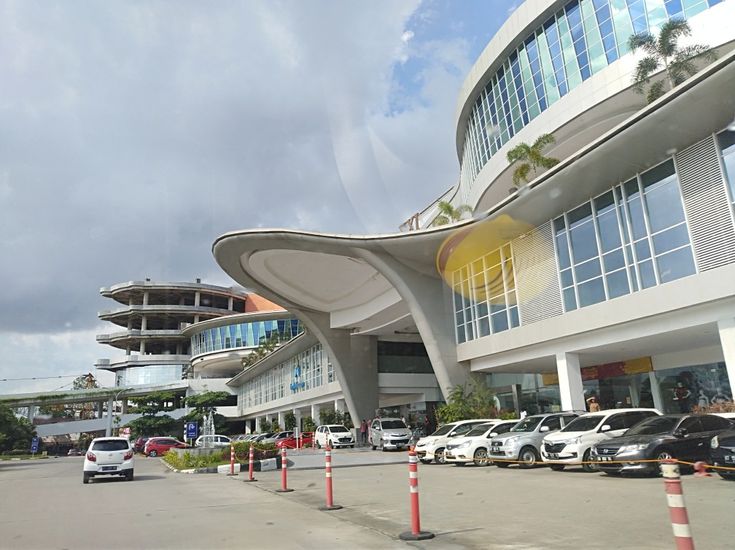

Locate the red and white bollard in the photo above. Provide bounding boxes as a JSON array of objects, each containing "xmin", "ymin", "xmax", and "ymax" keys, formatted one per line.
[
  {"xmin": 319, "ymin": 445, "xmax": 342, "ymax": 511},
  {"xmin": 660, "ymin": 461, "xmax": 695, "ymax": 550},
  {"xmin": 227, "ymin": 443, "xmax": 236, "ymax": 476},
  {"xmin": 399, "ymin": 450, "xmax": 434, "ymax": 541},
  {"xmin": 243, "ymin": 445, "xmax": 257, "ymax": 483},
  {"xmin": 276, "ymin": 446, "xmax": 293, "ymax": 493}
]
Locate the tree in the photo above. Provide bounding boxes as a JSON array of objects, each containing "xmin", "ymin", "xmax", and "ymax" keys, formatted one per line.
[
  {"xmin": 302, "ymin": 416, "xmax": 317, "ymax": 432},
  {"xmin": 241, "ymin": 334, "xmax": 281, "ymax": 369},
  {"xmin": 284, "ymin": 411, "xmax": 297, "ymax": 431},
  {"xmin": 124, "ymin": 391, "xmax": 179, "ymax": 438},
  {"xmin": 629, "ymin": 18, "xmax": 715, "ymax": 104},
  {"xmin": 506, "ymin": 133, "xmax": 559, "ymax": 188},
  {"xmin": 0, "ymin": 403, "xmax": 36, "ymax": 453},
  {"xmin": 430, "ymin": 201, "xmax": 473, "ymax": 227},
  {"xmin": 183, "ymin": 391, "xmax": 232, "ymax": 435},
  {"xmin": 72, "ymin": 373, "xmax": 100, "ymax": 420},
  {"xmin": 435, "ymin": 378, "xmax": 498, "ymax": 424}
]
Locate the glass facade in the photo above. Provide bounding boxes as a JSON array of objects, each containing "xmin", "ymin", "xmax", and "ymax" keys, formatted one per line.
[
  {"xmin": 238, "ymin": 343, "xmax": 334, "ymax": 409},
  {"xmin": 655, "ymin": 362, "xmax": 732, "ymax": 413},
  {"xmin": 115, "ymin": 364, "xmax": 184, "ymax": 386},
  {"xmin": 191, "ymin": 318, "xmax": 302, "ymax": 356},
  {"xmin": 452, "ymin": 243, "xmax": 519, "ymax": 344},
  {"xmin": 554, "ymin": 159, "xmax": 696, "ymax": 311},
  {"xmin": 459, "ymin": 0, "xmax": 723, "ymax": 191},
  {"xmin": 718, "ymin": 129, "xmax": 735, "ymax": 207}
]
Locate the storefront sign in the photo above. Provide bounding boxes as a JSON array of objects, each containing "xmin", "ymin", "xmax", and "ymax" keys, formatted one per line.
[{"xmin": 542, "ymin": 357, "xmax": 652, "ymax": 385}]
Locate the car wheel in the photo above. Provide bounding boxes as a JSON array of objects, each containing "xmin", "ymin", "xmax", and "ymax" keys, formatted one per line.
[
  {"xmin": 371, "ymin": 443, "xmax": 376, "ymax": 451},
  {"xmin": 549, "ymin": 464, "xmax": 565, "ymax": 471},
  {"xmin": 581, "ymin": 449, "xmax": 597, "ymax": 472},
  {"xmin": 125, "ymin": 470, "xmax": 134, "ymax": 482},
  {"xmin": 316, "ymin": 440, "xmax": 321, "ymax": 449},
  {"xmin": 148, "ymin": 450, "xmax": 158, "ymax": 457},
  {"xmin": 718, "ymin": 472, "xmax": 735, "ymax": 481},
  {"xmin": 473, "ymin": 448, "xmax": 489, "ymax": 467},
  {"xmin": 83, "ymin": 472, "xmax": 90, "ymax": 484},
  {"xmin": 419, "ymin": 458, "xmax": 431, "ymax": 464},
  {"xmin": 655, "ymin": 448, "xmax": 673, "ymax": 461},
  {"xmin": 434, "ymin": 448, "xmax": 446, "ymax": 464},
  {"xmin": 519, "ymin": 446, "xmax": 540, "ymax": 469}
]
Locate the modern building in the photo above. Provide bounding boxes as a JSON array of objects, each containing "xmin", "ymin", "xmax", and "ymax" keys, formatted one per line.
[
  {"xmin": 95, "ymin": 279, "xmax": 250, "ymax": 387},
  {"xmin": 212, "ymin": 0, "xmax": 735, "ymax": 425}
]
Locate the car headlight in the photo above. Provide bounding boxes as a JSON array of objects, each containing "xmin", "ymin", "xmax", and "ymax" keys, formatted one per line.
[
  {"xmin": 382, "ymin": 434, "xmax": 389, "ymax": 440},
  {"xmin": 455, "ymin": 441, "xmax": 471, "ymax": 449},
  {"xmin": 505, "ymin": 436, "xmax": 520, "ymax": 448},
  {"xmin": 711, "ymin": 436, "xmax": 719, "ymax": 449},
  {"xmin": 618, "ymin": 443, "xmax": 648, "ymax": 454},
  {"xmin": 566, "ymin": 436, "xmax": 582, "ymax": 446}
]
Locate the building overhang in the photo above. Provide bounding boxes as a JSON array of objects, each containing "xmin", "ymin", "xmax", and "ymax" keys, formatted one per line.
[{"xmin": 181, "ymin": 310, "xmax": 296, "ymax": 338}]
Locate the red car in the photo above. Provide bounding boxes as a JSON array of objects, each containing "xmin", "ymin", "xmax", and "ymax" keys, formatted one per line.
[
  {"xmin": 276, "ymin": 432, "xmax": 314, "ymax": 449},
  {"xmin": 144, "ymin": 437, "xmax": 188, "ymax": 457}
]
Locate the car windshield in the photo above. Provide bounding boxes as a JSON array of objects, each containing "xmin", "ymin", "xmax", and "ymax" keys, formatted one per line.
[
  {"xmin": 92, "ymin": 440, "xmax": 129, "ymax": 451},
  {"xmin": 467, "ymin": 423, "xmax": 493, "ymax": 437},
  {"xmin": 381, "ymin": 420, "xmax": 406, "ymax": 429},
  {"xmin": 510, "ymin": 417, "xmax": 543, "ymax": 432},
  {"xmin": 625, "ymin": 416, "xmax": 680, "ymax": 435},
  {"xmin": 431, "ymin": 424, "xmax": 454, "ymax": 436},
  {"xmin": 329, "ymin": 426, "xmax": 349, "ymax": 433},
  {"xmin": 561, "ymin": 415, "xmax": 603, "ymax": 432}
]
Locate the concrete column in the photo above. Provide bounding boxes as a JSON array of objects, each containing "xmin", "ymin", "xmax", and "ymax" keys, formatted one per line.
[
  {"xmin": 717, "ymin": 318, "xmax": 735, "ymax": 391},
  {"xmin": 277, "ymin": 410, "xmax": 286, "ymax": 430},
  {"xmin": 97, "ymin": 401, "xmax": 105, "ymax": 419},
  {"xmin": 26, "ymin": 405, "xmax": 35, "ymax": 423},
  {"xmin": 310, "ymin": 403, "xmax": 321, "ymax": 423},
  {"xmin": 556, "ymin": 352, "xmax": 586, "ymax": 411},
  {"xmin": 141, "ymin": 316, "xmax": 147, "ymax": 330},
  {"xmin": 142, "ymin": 291, "xmax": 149, "ymax": 306},
  {"xmin": 649, "ymin": 371, "xmax": 664, "ymax": 412},
  {"xmin": 293, "ymin": 408, "xmax": 302, "ymax": 430},
  {"xmin": 105, "ymin": 397, "xmax": 114, "ymax": 436},
  {"xmin": 194, "ymin": 291, "xmax": 201, "ymax": 307},
  {"xmin": 121, "ymin": 400, "xmax": 128, "ymax": 414},
  {"xmin": 228, "ymin": 296, "xmax": 234, "ymax": 310},
  {"xmin": 334, "ymin": 399, "xmax": 346, "ymax": 413},
  {"xmin": 140, "ymin": 341, "xmax": 146, "ymax": 354}
]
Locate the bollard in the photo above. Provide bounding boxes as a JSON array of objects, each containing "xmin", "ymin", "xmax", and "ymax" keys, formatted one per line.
[
  {"xmin": 243, "ymin": 445, "xmax": 257, "ymax": 482},
  {"xmin": 276, "ymin": 446, "xmax": 293, "ymax": 493},
  {"xmin": 660, "ymin": 461, "xmax": 695, "ymax": 550},
  {"xmin": 399, "ymin": 450, "xmax": 434, "ymax": 541},
  {"xmin": 227, "ymin": 443, "xmax": 236, "ymax": 476},
  {"xmin": 319, "ymin": 445, "xmax": 342, "ymax": 511}
]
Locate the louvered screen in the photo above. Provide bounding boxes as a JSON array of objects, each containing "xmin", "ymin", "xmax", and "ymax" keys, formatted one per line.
[
  {"xmin": 513, "ymin": 221, "xmax": 564, "ymax": 324},
  {"xmin": 676, "ymin": 135, "xmax": 735, "ymax": 271}
]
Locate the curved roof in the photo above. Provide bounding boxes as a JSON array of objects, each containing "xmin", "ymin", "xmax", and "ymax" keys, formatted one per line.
[{"xmin": 181, "ymin": 310, "xmax": 297, "ymax": 337}]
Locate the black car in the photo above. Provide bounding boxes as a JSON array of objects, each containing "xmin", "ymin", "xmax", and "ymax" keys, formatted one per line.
[
  {"xmin": 590, "ymin": 414, "xmax": 733, "ymax": 476},
  {"xmin": 710, "ymin": 428, "xmax": 735, "ymax": 480}
]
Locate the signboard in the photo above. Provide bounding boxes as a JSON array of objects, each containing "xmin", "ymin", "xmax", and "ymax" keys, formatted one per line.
[
  {"xmin": 30, "ymin": 436, "xmax": 39, "ymax": 454},
  {"xmin": 185, "ymin": 421, "xmax": 198, "ymax": 440}
]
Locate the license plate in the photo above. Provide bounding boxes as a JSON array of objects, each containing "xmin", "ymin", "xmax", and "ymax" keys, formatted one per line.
[
  {"xmin": 596, "ymin": 456, "xmax": 612, "ymax": 462},
  {"xmin": 725, "ymin": 455, "xmax": 735, "ymax": 464},
  {"xmin": 101, "ymin": 466, "xmax": 116, "ymax": 471}
]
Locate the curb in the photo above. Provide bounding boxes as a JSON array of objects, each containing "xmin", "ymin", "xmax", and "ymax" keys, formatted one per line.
[{"xmin": 162, "ymin": 456, "xmax": 282, "ymax": 474}]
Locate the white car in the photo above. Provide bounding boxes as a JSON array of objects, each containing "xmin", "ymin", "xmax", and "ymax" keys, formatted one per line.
[
  {"xmin": 444, "ymin": 420, "xmax": 519, "ymax": 466},
  {"xmin": 315, "ymin": 425, "xmax": 355, "ymax": 448},
  {"xmin": 541, "ymin": 408, "xmax": 660, "ymax": 472},
  {"xmin": 415, "ymin": 419, "xmax": 501, "ymax": 464},
  {"xmin": 83, "ymin": 437, "xmax": 134, "ymax": 484},
  {"xmin": 194, "ymin": 434, "xmax": 232, "ymax": 448}
]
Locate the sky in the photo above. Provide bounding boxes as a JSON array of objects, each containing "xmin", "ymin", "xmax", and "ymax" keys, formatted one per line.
[{"xmin": 0, "ymin": 0, "xmax": 521, "ymax": 394}]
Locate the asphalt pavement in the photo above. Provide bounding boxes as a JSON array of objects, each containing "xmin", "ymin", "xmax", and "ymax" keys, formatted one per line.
[{"xmin": 1, "ymin": 452, "xmax": 733, "ymax": 549}]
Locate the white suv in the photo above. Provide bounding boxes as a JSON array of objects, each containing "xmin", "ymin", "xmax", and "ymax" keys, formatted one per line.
[
  {"xmin": 315, "ymin": 425, "xmax": 355, "ymax": 448},
  {"xmin": 83, "ymin": 437, "xmax": 134, "ymax": 484},
  {"xmin": 415, "ymin": 419, "xmax": 500, "ymax": 464},
  {"xmin": 194, "ymin": 434, "xmax": 232, "ymax": 448},
  {"xmin": 541, "ymin": 408, "xmax": 660, "ymax": 472}
]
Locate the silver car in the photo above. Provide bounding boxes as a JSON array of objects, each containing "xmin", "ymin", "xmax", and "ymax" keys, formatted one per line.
[
  {"xmin": 489, "ymin": 413, "xmax": 579, "ymax": 468},
  {"xmin": 369, "ymin": 418, "xmax": 411, "ymax": 451}
]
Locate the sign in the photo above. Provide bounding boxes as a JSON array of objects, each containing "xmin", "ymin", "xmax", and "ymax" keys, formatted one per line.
[
  {"xmin": 30, "ymin": 437, "xmax": 39, "ymax": 454},
  {"xmin": 185, "ymin": 421, "xmax": 198, "ymax": 440},
  {"xmin": 120, "ymin": 427, "xmax": 131, "ymax": 437}
]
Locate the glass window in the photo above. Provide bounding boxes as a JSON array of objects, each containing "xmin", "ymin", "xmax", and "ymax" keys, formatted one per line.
[{"xmin": 718, "ymin": 130, "xmax": 735, "ymax": 204}]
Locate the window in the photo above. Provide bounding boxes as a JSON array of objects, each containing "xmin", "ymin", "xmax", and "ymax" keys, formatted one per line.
[
  {"xmin": 718, "ymin": 130, "xmax": 735, "ymax": 207},
  {"xmin": 604, "ymin": 414, "xmax": 627, "ymax": 431},
  {"xmin": 554, "ymin": 159, "xmax": 695, "ymax": 311},
  {"xmin": 679, "ymin": 417, "xmax": 704, "ymax": 433},
  {"xmin": 541, "ymin": 416, "xmax": 561, "ymax": 430},
  {"xmin": 698, "ymin": 415, "xmax": 731, "ymax": 431}
]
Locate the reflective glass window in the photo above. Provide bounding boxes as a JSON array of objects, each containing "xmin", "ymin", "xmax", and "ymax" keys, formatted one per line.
[{"xmin": 718, "ymin": 130, "xmax": 735, "ymax": 205}]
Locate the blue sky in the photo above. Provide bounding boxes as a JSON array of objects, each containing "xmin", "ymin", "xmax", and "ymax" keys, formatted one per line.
[{"xmin": 0, "ymin": 0, "xmax": 521, "ymax": 394}]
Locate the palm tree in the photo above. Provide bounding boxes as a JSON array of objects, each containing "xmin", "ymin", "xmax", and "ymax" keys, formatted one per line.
[
  {"xmin": 506, "ymin": 133, "xmax": 559, "ymax": 188},
  {"xmin": 431, "ymin": 201, "xmax": 472, "ymax": 227},
  {"xmin": 629, "ymin": 18, "xmax": 715, "ymax": 104}
]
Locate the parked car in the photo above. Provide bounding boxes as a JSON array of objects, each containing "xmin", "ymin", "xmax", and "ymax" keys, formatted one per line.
[
  {"xmin": 541, "ymin": 408, "xmax": 660, "ymax": 472},
  {"xmin": 252, "ymin": 432, "xmax": 275, "ymax": 443},
  {"xmin": 83, "ymin": 437, "xmax": 134, "ymax": 484},
  {"xmin": 194, "ymin": 434, "xmax": 232, "ymax": 448},
  {"xmin": 145, "ymin": 437, "xmax": 188, "ymax": 457},
  {"xmin": 369, "ymin": 418, "xmax": 411, "ymax": 451},
  {"xmin": 132, "ymin": 437, "xmax": 149, "ymax": 453},
  {"xmin": 444, "ymin": 420, "xmax": 519, "ymax": 466},
  {"xmin": 315, "ymin": 425, "xmax": 355, "ymax": 449},
  {"xmin": 490, "ymin": 412, "xmax": 580, "ymax": 468},
  {"xmin": 276, "ymin": 432, "xmax": 314, "ymax": 449},
  {"xmin": 591, "ymin": 413, "xmax": 733, "ymax": 476},
  {"xmin": 710, "ymin": 427, "xmax": 735, "ymax": 480},
  {"xmin": 258, "ymin": 431, "xmax": 293, "ymax": 446},
  {"xmin": 415, "ymin": 419, "xmax": 500, "ymax": 464},
  {"xmin": 67, "ymin": 448, "xmax": 82, "ymax": 456}
]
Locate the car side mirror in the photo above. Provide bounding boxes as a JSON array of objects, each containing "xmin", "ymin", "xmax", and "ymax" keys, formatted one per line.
[
  {"xmin": 600, "ymin": 424, "xmax": 611, "ymax": 432},
  {"xmin": 540, "ymin": 426, "xmax": 550, "ymax": 432},
  {"xmin": 674, "ymin": 428, "xmax": 688, "ymax": 438},
  {"xmin": 489, "ymin": 432, "xmax": 497, "ymax": 437}
]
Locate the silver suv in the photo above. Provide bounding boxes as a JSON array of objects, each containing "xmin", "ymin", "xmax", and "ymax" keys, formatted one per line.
[
  {"xmin": 369, "ymin": 418, "xmax": 411, "ymax": 451},
  {"xmin": 489, "ymin": 413, "xmax": 579, "ymax": 468}
]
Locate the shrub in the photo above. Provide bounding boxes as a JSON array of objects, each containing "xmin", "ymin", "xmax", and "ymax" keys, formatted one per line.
[
  {"xmin": 163, "ymin": 450, "xmax": 225, "ymax": 470},
  {"xmin": 303, "ymin": 416, "xmax": 317, "ymax": 432},
  {"xmin": 229, "ymin": 441, "xmax": 277, "ymax": 462}
]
